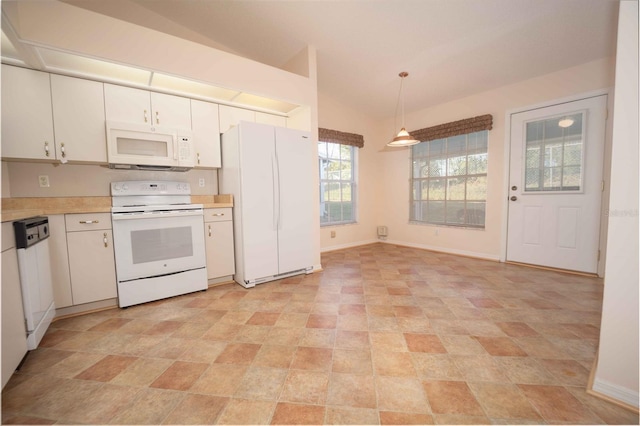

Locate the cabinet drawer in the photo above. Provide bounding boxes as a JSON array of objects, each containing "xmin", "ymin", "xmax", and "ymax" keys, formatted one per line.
[
  {"xmin": 204, "ymin": 208, "xmax": 232, "ymax": 222},
  {"xmin": 65, "ymin": 213, "xmax": 112, "ymax": 232}
]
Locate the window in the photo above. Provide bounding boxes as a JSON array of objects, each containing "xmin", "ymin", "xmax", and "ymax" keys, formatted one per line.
[
  {"xmin": 410, "ymin": 131, "xmax": 488, "ymax": 228},
  {"xmin": 319, "ymin": 142, "xmax": 356, "ymax": 225},
  {"xmin": 524, "ymin": 112, "xmax": 584, "ymax": 192}
]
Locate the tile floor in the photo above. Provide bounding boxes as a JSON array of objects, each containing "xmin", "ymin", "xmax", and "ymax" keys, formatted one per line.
[{"xmin": 2, "ymin": 243, "xmax": 638, "ymax": 425}]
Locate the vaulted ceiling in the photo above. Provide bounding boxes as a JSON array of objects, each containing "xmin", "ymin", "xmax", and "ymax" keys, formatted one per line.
[{"xmin": 6, "ymin": 0, "xmax": 620, "ymax": 119}]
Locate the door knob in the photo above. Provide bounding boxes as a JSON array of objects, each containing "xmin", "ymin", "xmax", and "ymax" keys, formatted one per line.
[
  {"xmin": 511, "ymin": 186, "xmax": 517, "ymax": 191},
  {"xmin": 510, "ymin": 196, "xmax": 517, "ymax": 201}
]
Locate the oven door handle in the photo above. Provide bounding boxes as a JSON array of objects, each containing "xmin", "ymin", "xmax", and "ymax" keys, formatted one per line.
[{"xmin": 111, "ymin": 210, "xmax": 203, "ymax": 220}]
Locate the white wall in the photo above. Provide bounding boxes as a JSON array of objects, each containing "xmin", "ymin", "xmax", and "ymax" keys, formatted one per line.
[
  {"xmin": 317, "ymin": 92, "xmax": 383, "ymax": 251},
  {"xmin": 374, "ymin": 57, "xmax": 615, "ymax": 260},
  {"xmin": 592, "ymin": 0, "xmax": 639, "ymax": 408}
]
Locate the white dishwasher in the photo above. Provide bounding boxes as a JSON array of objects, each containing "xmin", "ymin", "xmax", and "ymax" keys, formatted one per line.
[{"xmin": 14, "ymin": 216, "xmax": 55, "ymax": 350}]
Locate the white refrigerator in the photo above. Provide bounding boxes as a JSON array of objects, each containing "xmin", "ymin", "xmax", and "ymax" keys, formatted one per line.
[{"xmin": 220, "ymin": 121, "xmax": 314, "ymax": 288}]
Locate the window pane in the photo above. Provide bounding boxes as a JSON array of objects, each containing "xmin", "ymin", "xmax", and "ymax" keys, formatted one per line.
[
  {"xmin": 328, "ymin": 182, "xmax": 341, "ymax": 201},
  {"xmin": 562, "ymin": 166, "xmax": 581, "ymax": 189},
  {"xmin": 340, "ymin": 162, "xmax": 352, "ymax": 180},
  {"xmin": 446, "ymin": 201, "xmax": 465, "ymax": 225},
  {"xmin": 328, "ymin": 202, "xmax": 342, "ymax": 222},
  {"xmin": 563, "ymin": 142, "xmax": 582, "ymax": 166},
  {"xmin": 327, "ymin": 143, "xmax": 341, "ymax": 159},
  {"xmin": 447, "ymin": 135, "xmax": 466, "ymax": 154},
  {"xmin": 468, "ymin": 131, "xmax": 488, "ymax": 152},
  {"xmin": 468, "ymin": 153, "xmax": 488, "ymax": 175},
  {"xmin": 427, "ymin": 201, "xmax": 445, "ymax": 223},
  {"xmin": 413, "ymin": 159, "xmax": 428, "ymax": 178},
  {"xmin": 340, "ymin": 144, "xmax": 352, "ymax": 160},
  {"xmin": 525, "ymin": 146, "xmax": 541, "ymax": 168},
  {"xmin": 525, "ymin": 169, "xmax": 540, "ymax": 190},
  {"xmin": 318, "ymin": 142, "xmax": 328, "ymax": 159},
  {"xmin": 448, "ymin": 155, "xmax": 467, "ymax": 176},
  {"xmin": 342, "ymin": 183, "xmax": 352, "ymax": 202},
  {"xmin": 447, "ymin": 177, "xmax": 465, "ymax": 200},
  {"xmin": 467, "ymin": 176, "xmax": 487, "ymax": 200},
  {"xmin": 429, "ymin": 139, "xmax": 446, "ymax": 156},
  {"xmin": 342, "ymin": 201, "xmax": 354, "ymax": 221},
  {"xmin": 429, "ymin": 159, "xmax": 447, "ymax": 177},
  {"xmin": 543, "ymin": 167, "xmax": 562, "ymax": 189},
  {"xmin": 465, "ymin": 202, "xmax": 486, "ymax": 226},
  {"xmin": 429, "ymin": 179, "xmax": 446, "ymax": 200}
]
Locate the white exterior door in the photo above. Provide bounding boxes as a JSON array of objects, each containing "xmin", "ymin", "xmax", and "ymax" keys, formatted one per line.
[{"xmin": 506, "ymin": 95, "xmax": 607, "ymax": 273}]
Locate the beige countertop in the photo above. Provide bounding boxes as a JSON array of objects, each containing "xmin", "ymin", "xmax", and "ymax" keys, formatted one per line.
[{"xmin": 1, "ymin": 195, "xmax": 233, "ymax": 222}]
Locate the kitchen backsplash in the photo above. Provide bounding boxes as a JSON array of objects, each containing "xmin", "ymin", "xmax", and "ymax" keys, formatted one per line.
[{"xmin": 1, "ymin": 161, "xmax": 218, "ymax": 198}]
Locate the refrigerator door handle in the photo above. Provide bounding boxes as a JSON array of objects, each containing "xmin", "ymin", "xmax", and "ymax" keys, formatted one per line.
[
  {"xmin": 274, "ymin": 150, "xmax": 282, "ymax": 230},
  {"xmin": 271, "ymin": 153, "xmax": 279, "ymax": 231}
]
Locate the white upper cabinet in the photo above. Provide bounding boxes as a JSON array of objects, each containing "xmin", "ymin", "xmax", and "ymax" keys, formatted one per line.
[
  {"xmin": 191, "ymin": 99, "xmax": 221, "ymax": 168},
  {"xmin": 219, "ymin": 105, "xmax": 255, "ymax": 133},
  {"xmin": 50, "ymin": 74, "xmax": 107, "ymax": 163},
  {"xmin": 104, "ymin": 84, "xmax": 191, "ymax": 129},
  {"xmin": 256, "ymin": 111, "xmax": 287, "ymax": 128},
  {"xmin": 1, "ymin": 65, "xmax": 55, "ymax": 160},
  {"xmin": 150, "ymin": 92, "xmax": 192, "ymax": 129}
]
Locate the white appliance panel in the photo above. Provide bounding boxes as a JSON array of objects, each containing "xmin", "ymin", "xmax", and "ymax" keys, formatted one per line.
[
  {"xmin": 112, "ymin": 213, "xmax": 206, "ymax": 281},
  {"xmin": 238, "ymin": 122, "xmax": 279, "ymax": 281},
  {"xmin": 275, "ymin": 126, "xmax": 314, "ymax": 273}
]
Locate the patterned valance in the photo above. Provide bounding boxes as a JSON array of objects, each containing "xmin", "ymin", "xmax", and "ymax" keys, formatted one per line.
[
  {"xmin": 318, "ymin": 128, "xmax": 364, "ymax": 148},
  {"xmin": 410, "ymin": 114, "xmax": 493, "ymax": 142}
]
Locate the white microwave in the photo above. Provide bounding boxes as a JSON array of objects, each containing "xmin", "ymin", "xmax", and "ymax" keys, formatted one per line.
[{"xmin": 106, "ymin": 121, "xmax": 195, "ymax": 171}]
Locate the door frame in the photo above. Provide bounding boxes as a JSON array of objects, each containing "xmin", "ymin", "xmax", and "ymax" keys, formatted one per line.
[{"xmin": 500, "ymin": 89, "xmax": 613, "ymax": 277}]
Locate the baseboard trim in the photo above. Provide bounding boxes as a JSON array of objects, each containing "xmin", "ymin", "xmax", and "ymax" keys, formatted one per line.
[
  {"xmin": 382, "ymin": 239, "xmax": 501, "ymax": 262},
  {"xmin": 590, "ymin": 379, "xmax": 640, "ymax": 412},
  {"xmin": 320, "ymin": 239, "xmax": 379, "ymax": 253}
]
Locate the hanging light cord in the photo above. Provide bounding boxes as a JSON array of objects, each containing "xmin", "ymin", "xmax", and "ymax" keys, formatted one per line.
[{"xmin": 394, "ymin": 72, "xmax": 408, "ymax": 134}]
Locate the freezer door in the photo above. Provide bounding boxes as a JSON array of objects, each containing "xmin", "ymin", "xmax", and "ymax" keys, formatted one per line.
[
  {"xmin": 275, "ymin": 126, "xmax": 314, "ymax": 274},
  {"xmin": 238, "ymin": 122, "xmax": 279, "ymax": 280}
]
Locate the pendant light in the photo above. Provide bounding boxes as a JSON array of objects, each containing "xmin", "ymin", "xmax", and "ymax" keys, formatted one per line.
[{"xmin": 387, "ymin": 71, "xmax": 420, "ymax": 147}]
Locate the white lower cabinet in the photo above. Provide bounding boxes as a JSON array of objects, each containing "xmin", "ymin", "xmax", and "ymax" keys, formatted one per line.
[
  {"xmin": 204, "ymin": 208, "xmax": 235, "ymax": 280},
  {"xmin": 65, "ymin": 213, "xmax": 117, "ymax": 305},
  {"xmin": 1, "ymin": 222, "xmax": 28, "ymax": 389}
]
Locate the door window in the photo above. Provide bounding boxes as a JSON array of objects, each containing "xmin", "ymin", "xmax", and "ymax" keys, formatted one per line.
[{"xmin": 524, "ymin": 112, "xmax": 584, "ymax": 192}]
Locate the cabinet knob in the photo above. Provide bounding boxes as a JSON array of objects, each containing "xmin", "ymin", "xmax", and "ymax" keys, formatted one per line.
[
  {"xmin": 144, "ymin": 109, "xmax": 148, "ymax": 123},
  {"xmin": 156, "ymin": 111, "xmax": 160, "ymax": 124},
  {"xmin": 44, "ymin": 141, "xmax": 50, "ymax": 157},
  {"xmin": 79, "ymin": 220, "xmax": 99, "ymax": 224},
  {"xmin": 103, "ymin": 232, "xmax": 108, "ymax": 248},
  {"xmin": 208, "ymin": 225, "xmax": 212, "ymax": 237},
  {"xmin": 197, "ymin": 152, "xmax": 201, "ymax": 165},
  {"xmin": 60, "ymin": 143, "xmax": 66, "ymax": 158}
]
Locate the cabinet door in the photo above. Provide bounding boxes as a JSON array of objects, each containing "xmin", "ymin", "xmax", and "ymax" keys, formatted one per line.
[
  {"xmin": 67, "ymin": 230, "xmax": 117, "ymax": 305},
  {"xmin": 275, "ymin": 126, "xmax": 314, "ymax": 273},
  {"xmin": 150, "ymin": 92, "xmax": 191, "ymax": 129},
  {"xmin": 51, "ymin": 75, "xmax": 107, "ymax": 163},
  {"xmin": 191, "ymin": 100, "xmax": 221, "ymax": 168},
  {"xmin": 1, "ymin": 247, "xmax": 28, "ymax": 389},
  {"xmin": 256, "ymin": 112, "xmax": 287, "ymax": 128},
  {"xmin": 219, "ymin": 105, "xmax": 255, "ymax": 133},
  {"xmin": 1, "ymin": 65, "xmax": 55, "ymax": 160},
  {"xmin": 104, "ymin": 83, "xmax": 152, "ymax": 124},
  {"xmin": 205, "ymin": 220, "xmax": 235, "ymax": 279},
  {"xmin": 48, "ymin": 215, "xmax": 73, "ymax": 308}
]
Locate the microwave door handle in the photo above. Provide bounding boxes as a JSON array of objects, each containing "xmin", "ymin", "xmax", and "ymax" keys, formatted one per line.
[{"xmin": 173, "ymin": 135, "xmax": 178, "ymax": 160}]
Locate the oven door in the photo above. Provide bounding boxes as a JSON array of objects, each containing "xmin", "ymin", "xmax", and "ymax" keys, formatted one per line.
[{"xmin": 111, "ymin": 210, "xmax": 205, "ymax": 282}]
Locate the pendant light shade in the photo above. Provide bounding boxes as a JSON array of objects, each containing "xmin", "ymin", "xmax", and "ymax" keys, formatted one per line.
[{"xmin": 388, "ymin": 72, "xmax": 420, "ymax": 147}]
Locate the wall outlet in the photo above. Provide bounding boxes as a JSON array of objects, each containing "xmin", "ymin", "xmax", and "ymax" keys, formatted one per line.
[
  {"xmin": 198, "ymin": 178, "xmax": 205, "ymax": 187},
  {"xmin": 38, "ymin": 175, "xmax": 50, "ymax": 188},
  {"xmin": 330, "ymin": 230, "xmax": 336, "ymax": 238}
]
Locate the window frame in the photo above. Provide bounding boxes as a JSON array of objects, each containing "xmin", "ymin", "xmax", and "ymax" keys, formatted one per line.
[
  {"xmin": 409, "ymin": 130, "xmax": 488, "ymax": 229},
  {"xmin": 318, "ymin": 141, "xmax": 358, "ymax": 227}
]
